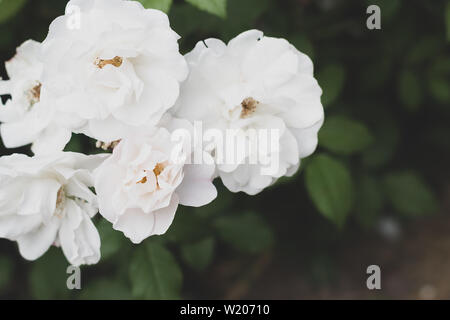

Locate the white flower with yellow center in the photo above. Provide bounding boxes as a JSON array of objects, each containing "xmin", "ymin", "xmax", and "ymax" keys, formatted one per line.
[
  {"xmin": 0, "ymin": 40, "xmax": 73, "ymax": 154},
  {"xmin": 41, "ymin": 0, "xmax": 188, "ymax": 142},
  {"xmin": 0, "ymin": 152, "xmax": 107, "ymax": 266},
  {"xmin": 94, "ymin": 121, "xmax": 217, "ymax": 244},
  {"xmin": 173, "ymin": 30, "xmax": 324, "ymax": 195}
]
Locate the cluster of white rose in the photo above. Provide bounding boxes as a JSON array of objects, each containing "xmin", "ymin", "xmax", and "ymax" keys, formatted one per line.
[{"xmin": 0, "ymin": 0, "xmax": 324, "ymax": 266}]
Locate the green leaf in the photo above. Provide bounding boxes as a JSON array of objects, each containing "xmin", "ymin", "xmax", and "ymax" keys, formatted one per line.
[
  {"xmin": 355, "ymin": 175, "xmax": 384, "ymax": 228},
  {"xmin": 214, "ymin": 212, "xmax": 274, "ymax": 254},
  {"xmin": 305, "ymin": 154, "xmax": 354, "ymax": 228},
  {"xmin": 406, "ymin": 36, "xmax": 442, "ymax": 64},
  {"xmin": 0, "ymin": 256, "xmax": 13, "ymax": 294},
  {"xmin": 446, "ymin": 1, "xmax": 450, "ymax": 41},
  {"xmin": 428, "ymin": 76, "xmax": 450, "ymax": 104},
  {"xmin": 29, "ymin": 248, "xmax": 71, "ymax": 300},
  {"xmin": 138, "ymin": 0, "xmax": 173, "ymax": 13},
  {"xmin": 319, "ymin": 115, "xmax": 373, "ymax": 155},
  {"xmin": 429, "ymin": 57, "xmax": 450, "ymax": 76},
  {"xmin": 220, "ymin": 0, "xmax": 269, "ymax": 39},
  {"xmin": 165, "ymin": 207, "xmax": 210, "ymax": 243},
  {"xmin": 383, "ymin": 172, "xmax": 438, "ymax": 216},
  {"xmin": 64, "ymin": 134, "xmax": 84, "ymax": 153},
  {"xmin": 0, "ymin": 0, "xmax": 27, "ymax": 24},
  {"xmin": 361, "ymin": 113, "xmax": 399, "ymax": 168},
  {"xmin": 181, "ymin": 237, "xmax": 214, "ymax": 272},
  {"xmin": 0, "ymin": 27, "xmax": 13, "ymax": 47},
  {"xmin": 359, "ymin": 56, "xmax": 393, "ymax": 92},
  {"xmin": 317, "ymin": 64, "xmax": 346, "ymax": 108},
  {"xmin": 170, "ymin": 3, "xmax": 221, "ymax": 41},
  {"xmin": 97, "ymin": 218, "xmax": 127, "ymax": 260},
  {"xmin": 79, "ymin": 279, "xmax": 132, "ymax": 300},
  {"xmin": 185, "ymin": 0, "xmax": 227, "ymax": 18},
  {"xmin": 397, "ymin": 69, "xmax": 423, "ymax": 111},
  {"xmin": 129, "ymin": 241, "xmax": 182, "ymax": 299},
  {"xmin": 289, "ymin": 34, "xmax": 314, "ymax": 59},
  {"xmin": 426, "ymin": 55, "xmax": 450, "ymax": 105}
]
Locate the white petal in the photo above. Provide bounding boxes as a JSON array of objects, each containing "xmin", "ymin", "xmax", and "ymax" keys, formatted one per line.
[
  {"xmin": 177, "ymin": 155, "xmax": 217, "ymax": 207},
  {"xmin": 59, "ymin": 199, "xmax": 100, "ymax": 266},
  {"xmin": 113, "ymin": 194, "xmax": 179, "ymax": 244},
  {"xmin": 31, "ymin": 125, "xmax": 72, "ymax": 155},
  {"xmin": 0, "ymin": 79, "xmax": 11, "ymax": 95},
  {"xmin": 203, "ymin": 38, "xmax": 227, "ymax": 55},
  {"xmin": 95, "ymin": 161, "xmax": 126, "ymax": 222},
  {"xmin": 290, "ymin": 117, "xmax": 324, "ymax": 158},
  {"xmin": 18, "ymin": 178, "xmax": 60, "ymax": 218},
  {"xmin": 152, "ymin": 193, "xmax": 179, "ymax": 235},
  {"xmin": 227, "ymin": 29, "xmax": 264, "ymax": 57},
  {"xmin": 0, "ymin": 111, "xmax": 47, "ymax": 149},
  {"xmin": 113, "ymin": 208, "xmax": 155, "ymax": 244},
  {"xmin": 0, "ymin": 214, "xmax": 42, "ymax": 239},
  {"xmin": 16, "ymin": 217, "xmax": 60, "ymax": 261}
]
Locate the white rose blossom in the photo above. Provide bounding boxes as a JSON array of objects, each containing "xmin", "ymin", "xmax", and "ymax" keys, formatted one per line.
[
  {"xmin": 0, "ymin": 152, "xmax": 107, "ymax": 266},
  {"xmin": 40, "ymin": 0, "xmax": 188, "ymax": 142},
  {"xmin": 0, "ymin": 2, "xmax": 326, "ymax": 266},
  {"xmin": 0, "ymin": 40, "xmax": 72, "ymax": 154},
  {"xmin": 173, "ymin": 30, "xmax": 324, "ymax": 195},
  {"xmin": 94, "ymin": 118, "xmax": 217, "ymax": 244}
]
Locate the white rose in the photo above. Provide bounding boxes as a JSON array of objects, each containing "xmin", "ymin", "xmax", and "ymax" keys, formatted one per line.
[
  {"xmin": 41, "ymin": 0, "xmax": 188, "ymax": 142},
  {"xmin": 0, "ymin": 40, "xmax": 72, "ymax": 154},
  {"xmin": 0, "ymin": 152, "xmax": 107, "ymax": 266},
  {"xmin": 173, "ymin": 30, "xmax": 324, "ymax": 195},
  {"xmin": 94, "ymin": 122, "xmax": 217, "ymax": 244}
]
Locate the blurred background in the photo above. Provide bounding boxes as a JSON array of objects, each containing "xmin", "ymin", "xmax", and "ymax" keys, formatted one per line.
[{"xmin": 0, "ymin": 0, "xmax": 449, "ymax": 299}]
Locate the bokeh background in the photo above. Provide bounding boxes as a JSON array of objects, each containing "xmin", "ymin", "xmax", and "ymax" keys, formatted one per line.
[{"xmin": 0, "ymin": 0, "xmax": 449, "ymax": 299}]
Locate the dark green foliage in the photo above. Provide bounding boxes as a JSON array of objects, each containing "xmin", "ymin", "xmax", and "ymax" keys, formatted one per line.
[
  {"xmin": 305, "ymin": 154, "xmax": 354, "ymax": 228},
  {"xmin": 130, "ymin": 241, "xmax": 182, "ymax": 299},
  {"xmin": 214, "ymin": 211, "xmax": 275, "ymax": 254}
]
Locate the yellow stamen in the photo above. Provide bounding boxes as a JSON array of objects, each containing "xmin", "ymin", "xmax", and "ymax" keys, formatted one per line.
[
  {"xmin": 153, "ymin": 163, "xmax": 165, "ymax": 177},
  {"xmin": 136, "ymin": 163, "xmax": 165, "ymax": 186},
  {"xmin": 95, "ymin": 56, "xmax": 123, "ymax": 69},
  {"xmin": 137, "ymin": 176, "xmax": 147, "ymax": 184}
]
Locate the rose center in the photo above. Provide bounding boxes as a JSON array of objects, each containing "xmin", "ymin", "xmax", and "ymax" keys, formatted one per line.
[
  {"xmin": 94, "ymin": 56, "xmax": 123, "ymax": 69},
  {"xmin": 137, "ymin": 163, "xmax": 166, "ymax": 187},
  {"xmin": 240, "ymin": 97, "xmax": 259, "ymax": 118},
  {"xmin": 153, "ymin": 163, "xmax": 165, "ymax": 177},
  {"xmin": 27, "ymin": 82, "xmax": 41, "ymax": 106},
  {"xmin": 55, "ymin": 186, "xmax": 65, "ymax": 218}
]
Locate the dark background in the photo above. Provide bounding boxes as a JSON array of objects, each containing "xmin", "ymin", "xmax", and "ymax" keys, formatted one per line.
[{"xmin": 0, "ymin": 0, "xmax": 449, "ymax": 299}]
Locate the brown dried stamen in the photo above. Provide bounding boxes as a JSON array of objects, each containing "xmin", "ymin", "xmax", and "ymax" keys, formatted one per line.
[
  {"xmin": 96, "ymin": 140, "xmax": 121, "ymax": 151},
  {"xmin": 95, "ymin": 56, "xmax": 123, "ymax": 69},
  {"xmin": 240, "ymin": 97, "xmax": 259, "ymax": 118},
  {"xmin": 153, "ymin": 163, "xmax": 165, "ymax": 177},
  {"xmin": 137, "ymin": 176, "xmax": 147, "ymax": 184},
  {"xmin": 153, "ymin": 163, "xmax": 166, "ymax": 189},
  {"xmin": 27, "ymin": 82, "xmax": 42, "ymax": 106},
  {"xmin": 55, "ymin": 187, "xmax": 65, "ymax": 218},
  {"xmin": 136, "ymin": 163, "xmax": 165, "ymax": 187},
  {"xmin": 31, "ymin": 83, "xmax": 41, "ymax": 100}
]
